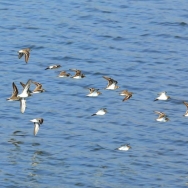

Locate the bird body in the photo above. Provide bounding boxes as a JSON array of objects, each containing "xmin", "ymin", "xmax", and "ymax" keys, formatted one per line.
[
  {"xmin": 154, "ymin": 91, "xmax": 170, "ymax": 101},
  {"xmin": 45, "ymin": 65, "xmax": 61, "ymax": 70},
  {"xmin": 103, "ymin": 76, "xmax": 119, "ymax": 90},
  {"xmin": 18, "ymin": 48, "xmax": 31, "ymax": 63},
  {"xmin": 58, "ymin": 71, "xmax": 70, "ymax": 77},
  {"xmin": 70, "ymin": 69, "xmax": 85, "ymax": 79},
  {"xmin": 32, "ymin": 81, "xmax": 45, "ymax": 93},
  {"xmin": 87, "ymin": 88, "xmax": 101, "ymax": 97},
  {"xmin": 120, "ymin": 90, "xmax": 133, "ymax": 101},
  {"xmin": 30, "ymin": 118, "xmax": 44, "ymax": 136},
  {"xmin": 18, "ymin": 79, "xmax": 32, "ymax": 98},
  {"xmin": 154, "ymin": 111, "xmax": 169, "ymax": 122},
  {"xmin": 92, "ymin": 108, "xmax": 107, "ymax": 116},
  {"xmin": 117, "ymin": 144, "xmax": 131, "ymax": 151}
]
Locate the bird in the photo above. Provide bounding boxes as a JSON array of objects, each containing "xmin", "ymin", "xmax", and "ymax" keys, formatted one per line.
[
  {"xmin": 7, "ymin": 82, "xmax": 27, "ymax": 113},
  {"xmin": 154, "ymin": 111, "xmax": 169, "ymax": 122},
  {"xmin": 86, "ymin": 88, "xmax": 101, "ymax": 97},
  {"xmin": 32, "ymin": 81, "xmax": 45, "ymax": 93},
  {"xmin": 18, "ymin": 79, "xmax": 32, "ymax": 98},
  {"xmin": 91, "ymin": 108, "xmax": 107, "ymax": 116},
  {"xmin": 119, "ymin": 90, "xmax": 133, "ymax": 101},
  {"xmin": 18, "ymin": 48, "xmax": 31, "ymax": 63},
  {"xmin": 69, "ymin": 69, "xmax": 85, "ymax": 79},
  {"xmin": 117, "ymin": 144, "xmax": 131, "ymax": 151},
  {"xmin": 7, "ymin": 82, "xmax": 20, "ymax": 101},
  {"xmin": 45, "ymin": 65, "xmax": 61, "ymax": 70},
  {"xmin": 30, "ymin": 118, "xmax": 44, "ymax": 136},
  {"xmin": 183, "ymin": 102, "xmax": 188, "ymax": 116},
  {"xmin": 20, "ymin": 82, "xmax": 32, "ymax": 96},
  {"xmin": 154, "ymin": 91, "xmax": 170, "ymax": 101},
  {"xmin": 58, "ymin": 71, "xmax": 70, "ymax": 77},
  {"xmin": 103, "ymin": 76, "xmax": 119, "ymax": 90}
]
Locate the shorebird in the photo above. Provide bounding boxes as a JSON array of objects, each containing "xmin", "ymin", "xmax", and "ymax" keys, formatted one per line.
[
  {"xmin": 58, "ymin": 71, "xmax": 70, "ymax": 77},
  {"xmin": 86, "ymin": 88, "xmax": 101, "ymax": 97},
  {"xmin": 117, "ymin": 144, "xmax": 131, "ymax": 151},
  {"xmin": 69, "ymin": 69, "xmax": 85, "ymax": 79},
  {"xmin": 154, "ymin": 111, "xmax": 169, "ymax": 122},
  {"xmin": 7, "ymin": 82, "xmax": 27, "ymax": 113},
  {"xmin": 18, "ymin": 48, "xmax": 31, "ymax": 63},
  {"xmin": 91, "ymin": 108, "xmax": 107, "ymax": 116},
  {"xmin": 32, "ymin": 81, "xmax": 45, "ymax": 93},
  {"xmin": 18, "ymin": 79, "xmax": 32, "ymax": 98},
  {"xmin": 20, "ymin": 82, "xmax": 32, "ymax": 96},
  {"xmin": 45, "ymin": 65, "xmax": 61, "ymax": 70},
  {"xmin": 7, "ymin": 82, "xmax": 20, "ymax": 101},
  {"xmin": 30, "ymin": 118, "xmax": 44, "ymax": 136},
  {"xmin": 154, "ymin": 91, "xmax": 170, "ymax": 101},
  {"xmin": 183, "ymin": 102, "xmax": 188, "ymax": 116},
  {"xmin": 119, "ymin": 90, "xmax": 133, "ymax": 101},
  {"xmin": 103, "ymin": 76, "xmax": 119, "ymax": 90}
]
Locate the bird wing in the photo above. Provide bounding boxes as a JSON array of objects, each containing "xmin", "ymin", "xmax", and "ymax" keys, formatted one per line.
[
  {"xmin": 154, "ymin": 111, "xmax": 166, "ymax": 118},
  {"xmin": 183, "ymin": 102, "xmax": 188, "ymax": 109},
  {"xmin": 123, "ymin": 95, "xmax": 131, "ymax": 101},
  {"xmin": 88, "ymin": 88, "xmax": 95, "ymax": 93},
  {"xmin": 22, "ymin": 79, "xmax": 32, "ymax": 94},
  {"xmin": 20, "ymin": 98, "xmax": 26, "ymax": 113},
  {"xmin": 12, "ymin": 82, "xmax": 19, "ymax": 97},
  {"xmin": 103, "ymin": 76, "xmax": 111, "ymax": 81},
  {"xmin": 34, "ymin": 122, "xmax": 40, "ymax": 136},
  {"xmin": 20, "ymin": 82, "xmax": 26, "ymax": 89},
  {"xmin": 75, "ymin": 70, "xmax": 81, "ymax": 76},
  {"xmin": 24, "ymin": 51, "xmax": 30, "ymax": 63}
]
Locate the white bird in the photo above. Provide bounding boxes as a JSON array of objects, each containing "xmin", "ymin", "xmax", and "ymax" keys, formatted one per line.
[
  {"xmin": 91, "ymin": 108, "xmax": 107, "ymax": 116},
  {"xmin": 30, "ymin": 118, "xmax": 44, "ymax": 136},
  {"xmin": 45, "ymin": 65, "xmax": 61, "ymax": 70},
  {"xmin": 7, "ymin": 82, "xmax": 27, "ymax": 113},
  {"xmin": 86, "ymin": 88, "xmax": 101, "ymax": 97},
  {"xmin": 103, "ymin": 76, "xmax": 119, "ymax": 90},
  {"xmin": 117, "ymin": 144, "xmax": 131, "ymax": 151},
  {"xmin": 18, "ymin": 79, "xmax": 32, "ymax": 98},
  {"xmin": 154, "ymin": 111, "xmax": 169, "ymax": 122},
  {"xmin": 154, "ymin": 91, "xmax": 170, "ymax": 101}
]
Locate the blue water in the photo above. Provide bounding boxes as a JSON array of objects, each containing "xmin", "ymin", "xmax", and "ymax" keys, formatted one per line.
[{"xmin": 0, "ymin": 0, "xmax": 188, "ymax": 187}]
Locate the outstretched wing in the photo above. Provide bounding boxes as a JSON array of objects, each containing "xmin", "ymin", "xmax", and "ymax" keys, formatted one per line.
[
  {"xmin": 34, "ymin": 122, "xmax": 40, "ymax": 136},
  {"xmin": 20, "ymin": 98, "xmax": 26, "ymax": 113}
]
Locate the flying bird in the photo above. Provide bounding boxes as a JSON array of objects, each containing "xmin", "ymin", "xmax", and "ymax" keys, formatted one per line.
[
  {"xmin": 30, "ymin": 118, "xmax": 44, "ymax": 136},
  {"xmin": 58, "ymin": 71, "xmax": 70, "ymax": 77},
  {"xmin": 117, "ymin": 144, "xmax": 131, "ymax": 151},
  {"xmin": 103, "ymin": 76, "xmax": 119, "ymax": 90},
  {"xmin": 69, "ymin": 69, "xmax": 85, "ymax": 79},
  {"xmin": 32, "ymin": 81, "xmax": 45, "ymax": 93},
  {"xmin": 92, "ymin": 108, "xmax": 107, "ymax": 116},
  {"xmin": 45, "ymin": 65, "xmax": 61, "ymax": 70},
  {"xmin": 7, "ymin": 82, "xmax": 27, "ymax": 113},
  {"xmin": 154, "ymin": 111, "xmax": 169, "ymax": 122},
  {"xmin": 119, "ymin": 90, "xmax": 133, "ymax": 101},
  {"xmin": 154, "ymin": 91, "xmax": 170, "ymax": 101},
  {"xmin": 86, "ymin": 88, "xmax": 101, "ymax": 97},
  {"xmin": 18, "ymin": 48, "xmax": 31, "ymax": 63}
]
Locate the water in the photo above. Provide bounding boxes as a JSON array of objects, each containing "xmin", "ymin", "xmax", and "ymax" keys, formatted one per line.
[{"xmin": 0, "ymin": 0, "xmax": 188, "ymax": 187}]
